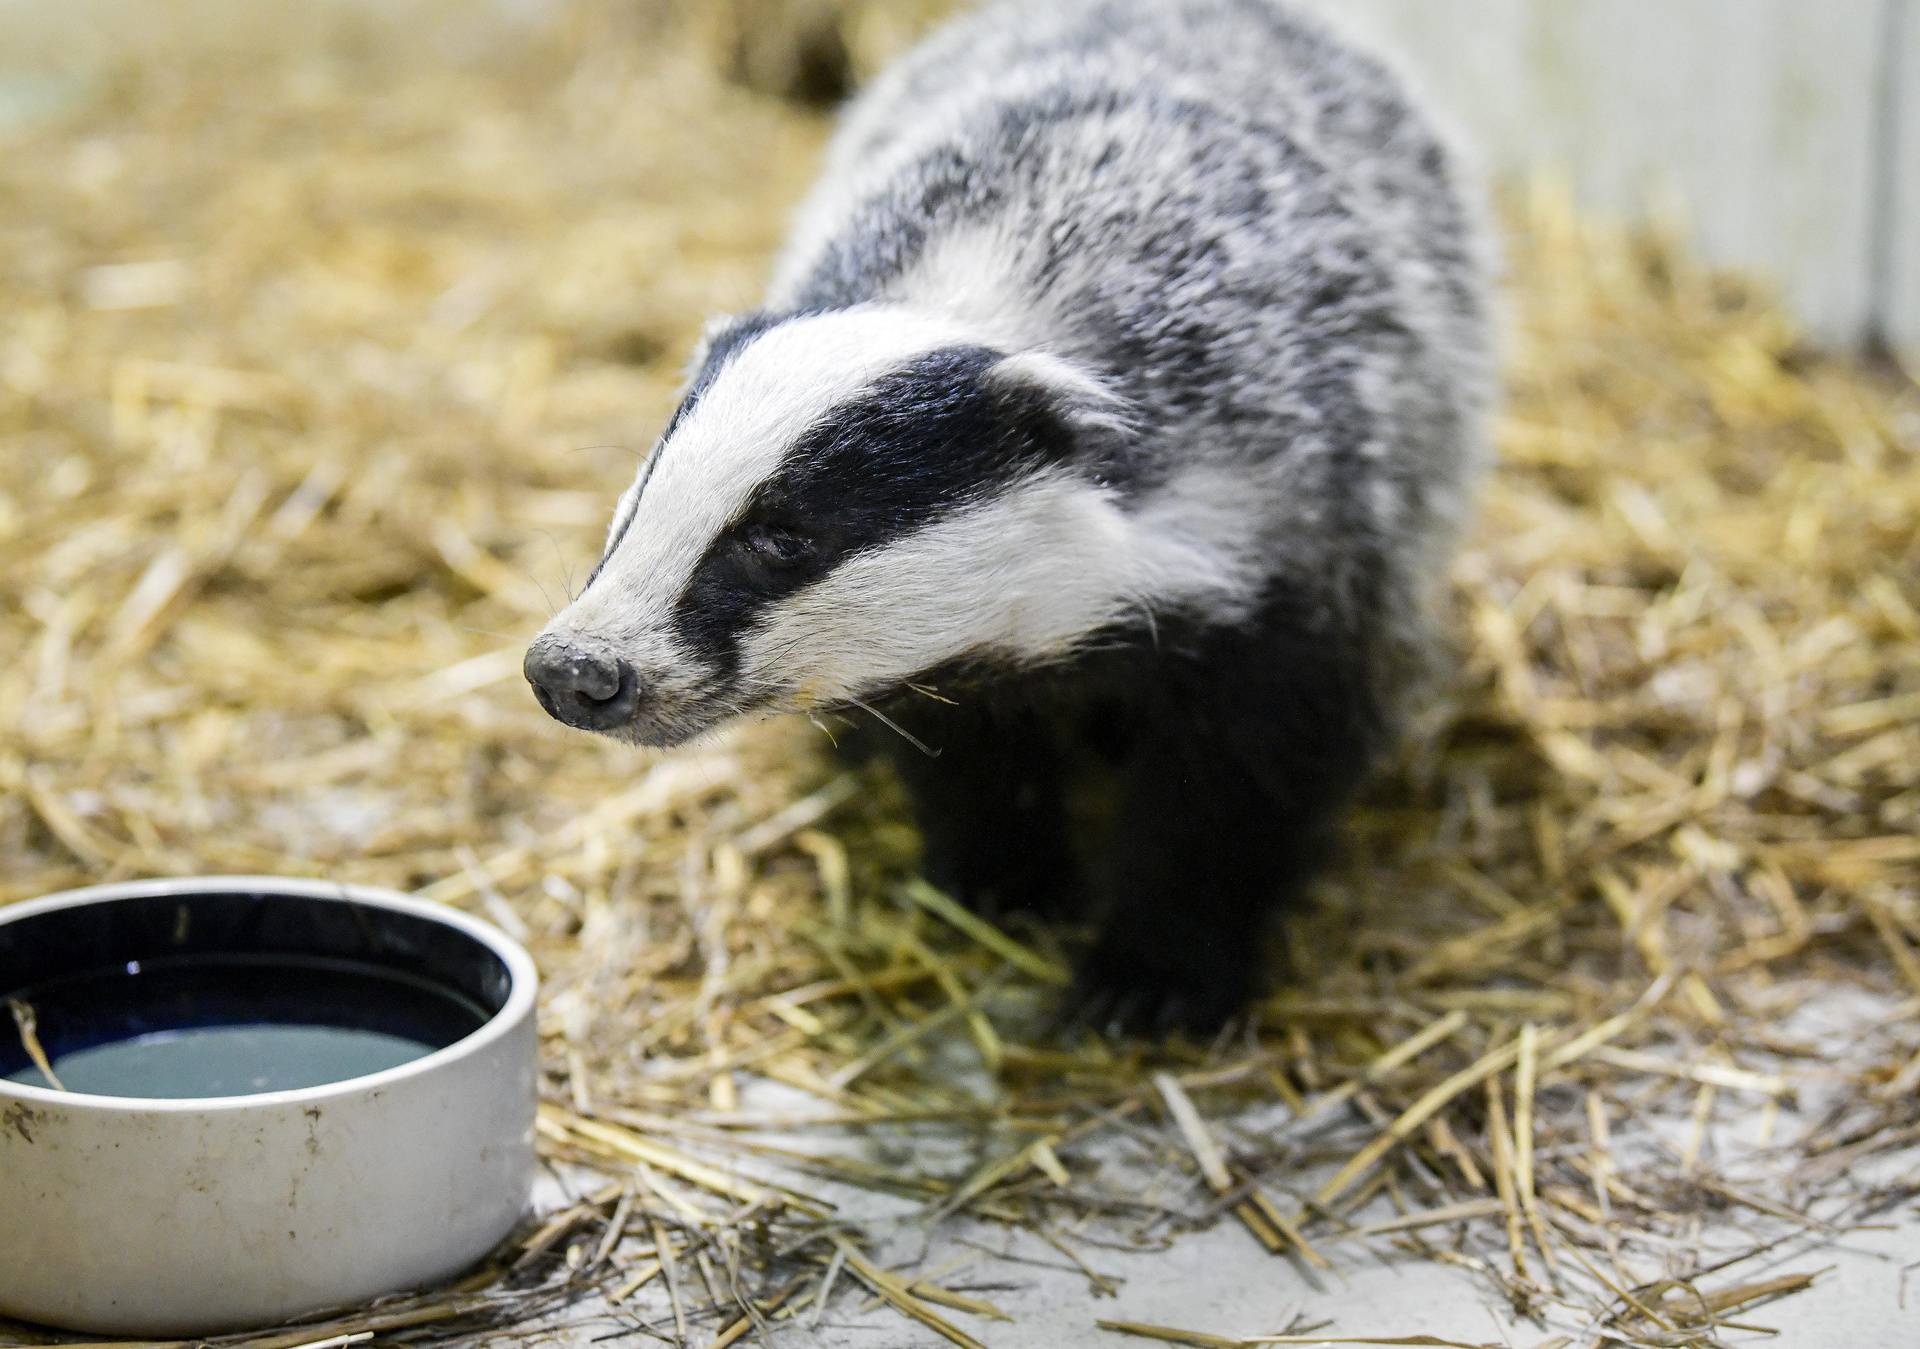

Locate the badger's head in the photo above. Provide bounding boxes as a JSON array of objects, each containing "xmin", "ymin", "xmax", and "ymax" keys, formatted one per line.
[{"xmin": 523, "ymin": 304, "xmax": 1158, "ymax": 746}]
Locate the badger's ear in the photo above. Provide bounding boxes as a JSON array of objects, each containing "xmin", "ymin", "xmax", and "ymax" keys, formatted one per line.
[
  {"xmin": 683, "ymin": 310, "xmax": 783, "ymax": 385},
  {"xmin": 666, "ymin": 311, "xmax": 786, "ymax": 441},
  {"xmin": 982, "ymin": 349, "xmax": 1137, "ymax": 475},
  {"xmin": 683, "ymin": 313, "xmax": 739, "ymax": 377}
]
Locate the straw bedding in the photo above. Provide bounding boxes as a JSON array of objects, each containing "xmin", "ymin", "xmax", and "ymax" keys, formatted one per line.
[{"xmin": 1, "ymin": 3, "xmax": 1916, "ymax": 1345}]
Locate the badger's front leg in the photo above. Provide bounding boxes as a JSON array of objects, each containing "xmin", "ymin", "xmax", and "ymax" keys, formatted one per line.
[
  {"xmin": 882, "ymin": 701, "xmax": 1083, "ymax": 921},
  {"xmin": 1072, "ymin": 624, "xmax": 1383, "ymax": 1036}
]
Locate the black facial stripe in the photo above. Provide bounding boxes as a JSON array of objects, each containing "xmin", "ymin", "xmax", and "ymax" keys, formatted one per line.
[
  {"xmin": 586, "ymin": 311, "xmax": 790, "ymax": 588},
  {"xmin": 662, "ymin": 311, "xmax": 788, "ymax": 442},
  {"xmin": 669, "ymin": 341, "xmax": 1091, "ymax": 680},
  {"xmin": 595, "ymin": 463, "xmax": 650, "ymax": 572}
]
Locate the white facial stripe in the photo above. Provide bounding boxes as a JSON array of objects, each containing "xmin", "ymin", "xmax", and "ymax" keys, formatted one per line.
[
  {"xmin": 736, "ymin": 468, "xmax": 1267, "ymax": 708},
  {"xmin": 554, "ymin": 305, "xmax": 995, "ymax": 681}
]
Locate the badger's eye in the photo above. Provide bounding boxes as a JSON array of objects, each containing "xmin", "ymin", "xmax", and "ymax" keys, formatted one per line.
[{"xmin": 737, "ymin": 521, "xmax": 813, "ymax": 569}]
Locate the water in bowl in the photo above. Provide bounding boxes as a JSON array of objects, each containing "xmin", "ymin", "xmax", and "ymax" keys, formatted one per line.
[{"xmin": 4, "ymin": 954, "xmax": 489, "ymax": 1098}]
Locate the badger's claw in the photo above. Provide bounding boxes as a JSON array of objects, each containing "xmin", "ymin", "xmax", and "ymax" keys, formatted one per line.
[{"xmin": 1055, "ymin": 944, "xmax": 1253, "ymax": 1041}]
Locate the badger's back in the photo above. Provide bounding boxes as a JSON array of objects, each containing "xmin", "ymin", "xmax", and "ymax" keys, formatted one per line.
[
  {"xmin": 770, "ymin": 0, "xmax": 1493, "ymax": 716},
  {"xmin": 781, "ymin": 0, "xmax": 1482, "ymax": 297}
]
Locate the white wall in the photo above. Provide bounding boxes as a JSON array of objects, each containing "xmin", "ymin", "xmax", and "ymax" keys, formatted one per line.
[
  {"xmin": 1313, "ymin": 0, "xmax": 1915, "ymax": 357},
  {"xmin": 1892, "ymin": 0, "xmax": 1920, "ymax": 360}
]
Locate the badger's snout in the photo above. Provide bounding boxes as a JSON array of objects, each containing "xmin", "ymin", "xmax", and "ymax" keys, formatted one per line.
[{"xmin": 524, "ymin": 636, "xmax": 643, "ymax": 733}]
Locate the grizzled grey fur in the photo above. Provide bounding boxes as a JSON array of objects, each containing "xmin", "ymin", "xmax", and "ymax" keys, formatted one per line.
[{"xmin": 527, "ymin": 0, "xmax": 1495, "ymax": 1032}]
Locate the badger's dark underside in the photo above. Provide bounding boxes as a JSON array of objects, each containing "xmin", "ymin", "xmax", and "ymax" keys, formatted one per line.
[{"xmin": 844, "ymin": 591, "xmax": 1388, "ymax": 1036}]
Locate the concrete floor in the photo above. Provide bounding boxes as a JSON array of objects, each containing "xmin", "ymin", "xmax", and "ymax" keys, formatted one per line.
[
  {"xmin": 535, "ymin": 991, "xmax": 1920, "ymax": 1348},
  {"xmin": 533, "ymin": 1132, "xmax": 1920, "ymax": 1348}
]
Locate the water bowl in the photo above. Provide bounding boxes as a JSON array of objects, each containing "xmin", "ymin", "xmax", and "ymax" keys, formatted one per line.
[{"xmin": 0, "ymin": 876, "xmax": 538, "ymax": 1336}]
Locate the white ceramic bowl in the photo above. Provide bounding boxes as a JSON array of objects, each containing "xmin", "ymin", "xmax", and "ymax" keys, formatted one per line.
[{"xmin": 0, "ymin": 876, "xmax": 538, "ymax": 1336}]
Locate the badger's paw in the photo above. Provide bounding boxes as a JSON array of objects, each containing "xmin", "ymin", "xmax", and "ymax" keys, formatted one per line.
[{"xmin": 1057, "ymin": 940, "xmax": 1257, "ymax": 1041}]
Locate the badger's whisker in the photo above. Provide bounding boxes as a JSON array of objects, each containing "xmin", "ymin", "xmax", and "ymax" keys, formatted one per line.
[
  {"xmin": 535, "ymin": 530, "xmax": 579, "ymax": 602},
  {"xmin": 527, "ymin": 572, "xmax": 560, "ymax": 618},
  {"xmin": 1134, "ymin": 598, "xmax": 1162, "ymax": 651},
  {"xmin": 806, "ymin": 712, "xmax": 842, "ymax": 748},
  {"xmin": 570, "ymin": 443, "xmax": 646, "ymax": 460},
  {"xmin": 456, "ymin": 623, "xmax": 533, "ymax": 642},
  {"xmin": 852, "ymin": 698, "xmax": 941, "ymax": 758}
]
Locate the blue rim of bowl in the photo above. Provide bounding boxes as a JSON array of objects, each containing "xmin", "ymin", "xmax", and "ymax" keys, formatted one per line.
[{"xmin": 0, "ymin": 875, "xmax": 539, "ymax": 1112}]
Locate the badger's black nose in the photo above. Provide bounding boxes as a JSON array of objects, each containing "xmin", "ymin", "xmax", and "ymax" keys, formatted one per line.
[{"xmin": 524, "ymin": 639, "xmax": 642, "ymax": 732}]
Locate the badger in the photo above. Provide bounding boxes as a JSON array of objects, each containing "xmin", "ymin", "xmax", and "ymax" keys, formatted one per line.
[{"xmin": 525, "ymin": 0, "xmax": 1494, "ymax": 1032}]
